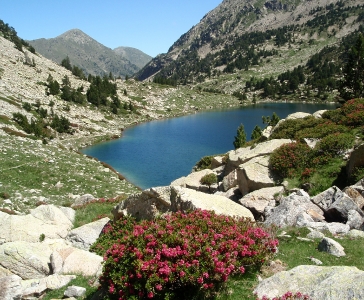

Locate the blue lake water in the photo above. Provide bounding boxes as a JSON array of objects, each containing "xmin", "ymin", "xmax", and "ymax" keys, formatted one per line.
[{"xmin": 81, "ymin": 102, "xmax": 337, "ymax": 189}]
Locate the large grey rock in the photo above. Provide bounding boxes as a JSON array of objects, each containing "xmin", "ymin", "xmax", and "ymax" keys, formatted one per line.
[
  {"xmin": 66, "ymin": 217, "xmax": 110, "ymax": 250},
  {"xmin": 171, "ymin": 170, "xmax": 217, "ymax": 192},
  {"xmin": 313, "ymin": 110, "xmax": 327, "ymax": 118},
  {"xmin": 214, "ymin": 187, "xmax": 241, "ymax": 202},
  {"xmin": 113, "ymin": 186, "xmax": 172, "ymax": 221},
  {"xmin": 264, "ymin": 192, "xmax": 324, "ymax": 228},
  {"xmin": 318, "ymin": 237, "xmax": 346, "ymax": 257},
  {"xmin": 52, "ymin": 247, "xmax": 103, "ymax": 277},
  {"xmin": 346, "ymin": 144, "xmax": 364, "ymax": 178},
  {"xmin": 0, "ymin": 275, "xmax": 22, "ymax": 300},
  {"xmin": 225, "ymin": 139, "xmax": 292, "ymax": 174},
  {"xmin": 306, "ymin": 222, "xmax": 350, "ymax": 235},
  {"xmin": 239, "ymin": 186, "xmax": 283, "ymax": 220},
  {"xmin": 0, "ymin": 205, "xmax": 73, "ymax": 243},
  {"xmin": 71, "ymin": 194, "xmax": 95, "ymax": 208},
  {"xmin": 237, "ymin": 156, "xmax": 275, "ymax": 195},
  {"xmin": 184, "ymin": 169, "xmax": 216, "ymax": 191},
  {"xmin": 346, "ymin": 210, "xmax": 364, "ymax": 230},
  {"xmin": 0, "ymin": 241, "xmax": 53, "ymax": 279},
  {"xmin": 64, "ymin": 285, "xmax": 86, "ymax": 298},
  {"xmin": 254, "ymin": 265, "xmax": 364, "ymax": 300},
  {"xmin": 311, "ymin": 186, "xmax": 363, "ymax": 222},
  {"xmin": 222, "ymin": 169, "xmax": 237, "ymax": 192},
  {"xmin": 211, "ymin": 156, "xmax": 224, "ymax": 169},
  {"xmin": 21, "ymin": 274, "xmax": 76, "ymax": 297},
  {"xmin": 286, "ymin": 112, "xmax": 312, "ymax": 120},
  {"xmin": 347, "ymin": 229, "xmax": 364, "ymax": 238},
  {"xmin": 343, "ymin": 186, "xmax": 364, "ymax": 210},
  {"xmin": 113, "ymin": 186, "xmax": 255, "ymax": 221}
]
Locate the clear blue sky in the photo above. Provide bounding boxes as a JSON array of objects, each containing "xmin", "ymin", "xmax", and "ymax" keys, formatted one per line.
[{"xmin": 1, "ymin": 0, "xmax": 222, "ymax": 57}]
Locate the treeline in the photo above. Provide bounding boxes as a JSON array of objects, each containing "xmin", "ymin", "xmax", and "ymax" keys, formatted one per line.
[
  {"xmin": 153, "ymin": 76, "xmax": 177, "ymax": 87},
  {"xmin": 0, "ymin": 19, "xmax": 35, "ymax": 53}
]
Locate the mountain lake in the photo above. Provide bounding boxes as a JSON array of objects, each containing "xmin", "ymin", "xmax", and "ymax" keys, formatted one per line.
[{"xmin": 81, "ymin": 102, "xmax": 337, "ymax": 189}]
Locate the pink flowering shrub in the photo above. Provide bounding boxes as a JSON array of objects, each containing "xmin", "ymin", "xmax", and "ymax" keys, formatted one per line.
[
  {"xmin": 256, "ymin": 291, "xmax": 310, "ymax": 300},
  {"xmin": 269, "ymin": 142, "xmax": 314, "ymax": 178},
  {"xmin": 91, "ymin": 210, "xmax": 278, "ymax": 299}
]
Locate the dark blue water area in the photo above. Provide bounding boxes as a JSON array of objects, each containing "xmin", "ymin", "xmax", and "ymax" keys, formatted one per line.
[{"xmin": 81, "ymin": 102, "xmax": 337, "ymax": 189}]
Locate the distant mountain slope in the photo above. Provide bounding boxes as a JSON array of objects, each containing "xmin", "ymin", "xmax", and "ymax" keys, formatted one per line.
[
  {"xmin": 29, "ymin": 29, "xmax": 144, "ymax": 78},
  {"xmin": 113, "ymin": 46, "xmax": 152, "ymax": 70},
  {"xmin": 136, "ymin": 0, "xmax": 364, "ymax": 92}
]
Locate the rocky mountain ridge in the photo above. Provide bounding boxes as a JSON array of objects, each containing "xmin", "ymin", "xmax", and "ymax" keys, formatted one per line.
[
  {"xmin": 137, "ymin": 0, "xmax": 364, "ymax": 98},
  {"xmin": 29, "ymin": 29, "xmax": 151, "ymax": 78}
]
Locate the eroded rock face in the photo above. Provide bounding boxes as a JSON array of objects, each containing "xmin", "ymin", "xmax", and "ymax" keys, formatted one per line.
[
  {"xmin": 112, "ymin": 186, "xmax": 255, "ymax": 221},
  {"xmin": 225, "ymin": 139, "xmax": 292, "ymax": 174},
  {"xmin": 237, "ymin": 156, "xmax": 275, "ymax": 195},
  {"xmin": 254, "ymin": 265, "xmax": 364, "ymax": 300}
]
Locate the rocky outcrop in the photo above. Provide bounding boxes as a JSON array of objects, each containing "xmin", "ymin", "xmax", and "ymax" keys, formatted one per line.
[
  {"xmin": 112, "ymin": 185, "xmax": 255, "ymax": 221},
  {"xmin": 237, "ymin": 155, "xmax": 275, "ymax": 195},
  {"xmin": 0, "ymin": 204, "xmax": 104, "ymax": 299},
  {"xmin": 0, "ymin": 205, "xmax": 73, "ymax": 243},
  {"xmin": 264, "ymin": 190, "xmax": 324, "ymax": 228},
  {"xmin": 312, "ymin": 186, "xmax": 364, "ymax": 222},
  {"xmin": 254, "ymin": 265, "xmax": 364, "ymax": 300},
  {"xmin": 66, "ymin": 217, "xmax": 110, "ymax": 250},
  {"xmin": 224, "ymin": 139, "xmax": 292, "ymax": 174}
]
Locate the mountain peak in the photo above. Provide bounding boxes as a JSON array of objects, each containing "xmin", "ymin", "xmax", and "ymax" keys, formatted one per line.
[{"xmin": 58, "ymin": 29, "xmax": 95, "ymax": 44}]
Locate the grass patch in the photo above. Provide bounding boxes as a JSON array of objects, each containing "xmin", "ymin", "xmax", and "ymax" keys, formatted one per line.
[
  {"xmin": 0, "ymin": 134, "xmax": 140, "ymax": 214},
  {"xmin": 73, "ymin": 196, "xmax": 126, "ymax": 228},
  {"xmin": 276, "ymin": 227, "xmax": 364, "ymax": 271}
]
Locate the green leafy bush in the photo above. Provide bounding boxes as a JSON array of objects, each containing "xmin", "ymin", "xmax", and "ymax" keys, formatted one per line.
[
  {"xmin": 194, "ymin": 156, "xmax": 213, "ymax": 171},
  {"xmin": 314, "ymin": 132, "xmax": 355, "ymax": 157},
  {"xmin": 91, "ymin": 210, "xmax": 278, "ymax": 300},
  {"xmin": 200, "ymin": 173, "xmax": 218, "ymax": 186},
  {"xmin": 269, "ymin": 142, "xmax": 314, "ymax": 178},
  {"xmin": 270, "ymin": 117, "xmax": 324, "ymax": 139}
]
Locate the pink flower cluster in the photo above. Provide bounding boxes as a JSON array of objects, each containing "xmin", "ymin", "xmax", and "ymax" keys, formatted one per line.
[{"xmin": 93, "ymin": 210, "xmax": 278, "ymax": 299}]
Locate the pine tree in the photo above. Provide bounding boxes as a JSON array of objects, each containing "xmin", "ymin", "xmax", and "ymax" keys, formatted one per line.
[
  {"xmin": 233, "ymin": 124, "xmax": 246, "ymax": 149},
  {"xmin": 251, "ymin": 125, "xmax": 262, "ymax": 140}
]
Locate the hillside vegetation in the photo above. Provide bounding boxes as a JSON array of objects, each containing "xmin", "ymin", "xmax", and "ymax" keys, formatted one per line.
[{"xmin": 137, "ymin": 0, "xmax": 364, "ymax": 103}]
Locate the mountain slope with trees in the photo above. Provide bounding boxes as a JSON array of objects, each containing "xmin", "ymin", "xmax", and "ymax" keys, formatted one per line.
[
  {"xmin": 28, "ymin": 29, "xmax": 147, "ymax": 78},
  {"xmin": 136, "ymin": 0, "xmax": 364, "ymax": 102}
]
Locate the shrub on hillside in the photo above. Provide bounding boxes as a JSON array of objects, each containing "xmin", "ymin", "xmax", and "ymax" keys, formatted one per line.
[
  {"xmin": 269, "ymin": 142, "xmax": 314, "ymax": 178},
  {"xmin": 194, "ymin": 155, "xmax": 213, "ymax": 171},
  {"xmin": 314, "ymin": 132, "xmax": 355, "ymax": 157},
  {"xmin": 270, "ymin": 117, "xmax": 324, "ymax": 139},
  {"xmin": 91, "ymin": 210, "xmax": 278, "ymax": 300},
  {"xmin": 200, "ymin": 173, "xmax": 218, "ymax": 186}
]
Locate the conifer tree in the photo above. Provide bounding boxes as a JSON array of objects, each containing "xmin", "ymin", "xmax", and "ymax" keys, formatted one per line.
[{"xmin": 233, "ymin": 124, "xmax": 246, "ymax": 149}]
